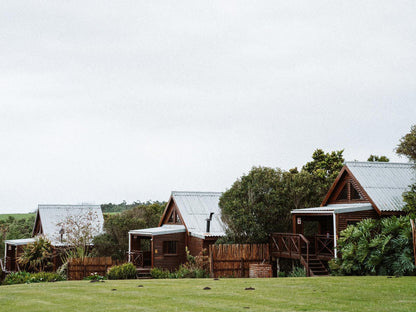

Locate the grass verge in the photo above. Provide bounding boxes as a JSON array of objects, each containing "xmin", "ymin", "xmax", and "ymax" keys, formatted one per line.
[{"xmin": 0, "ymin": 276, "xmax": 415, "ymax": 311}]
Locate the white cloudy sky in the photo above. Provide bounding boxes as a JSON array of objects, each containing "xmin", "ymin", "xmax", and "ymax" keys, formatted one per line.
[{"xmin": 1, "ymin": 1, "xmax": 415, "ymax": 213}]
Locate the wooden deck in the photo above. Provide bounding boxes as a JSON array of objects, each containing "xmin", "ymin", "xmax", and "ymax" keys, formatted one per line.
[{"xmin": 270, "ymin": 233, "xmax": 334, "ymax": 276}]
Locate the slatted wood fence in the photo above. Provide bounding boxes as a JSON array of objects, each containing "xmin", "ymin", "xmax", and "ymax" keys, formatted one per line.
[
  {"xmin": 209, "ymin": 244, "xmax": 270, "ymax": 278},
  {"xmin": 67, "ymin": 257, "xmax": 124, "ymax": 280}
]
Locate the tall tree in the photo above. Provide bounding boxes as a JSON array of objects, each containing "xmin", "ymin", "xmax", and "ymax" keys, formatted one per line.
[
  {"xmin": 302, "ymin": 149, "xmax": 345, "ymax": 206},
  {"xmin": 219, "ymin": 167, "xmax": 291, "ymax": 243},
  {"xmin": 396, "ymin": 125, "xmax": 416, "ymax": 162},
  {"xmin": 396, "ymin": 125, "xmax": 416, "ymax": 215},
  {"xmin": 93, "ymin": 202, "xmax": 165, "ymax": 259}
]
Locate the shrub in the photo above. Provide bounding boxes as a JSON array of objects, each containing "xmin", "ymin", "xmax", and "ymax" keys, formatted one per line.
[
  {"xmin": 83, "ymin": 272, "xmax": 106, "ymax": 281},
  {"xmin": 3, "ymin": 271, "xmax": 31, "ymax": 285},
  {"xmin": 107, "ymin": 262, "xmax": 136, "ymax": 280},
  {"xmin": 150, "ymin": 268, "xmax": 171, "ymax": 279},
  {"xmin": 288, "ymin": 267, "xmax": 306, "ymax": 277},
  {"xmin": 333, "ymin": 216, "xmax": 415, "ymax": 276},
  {"xmin": 3, "ymin": 271, "xmax": 65, "ymax": 285}
]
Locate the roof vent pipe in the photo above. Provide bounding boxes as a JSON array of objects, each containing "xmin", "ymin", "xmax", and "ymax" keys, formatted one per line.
[{"xmin": 206, "ymin": 212, "xmax": 214, "ymax": 233}]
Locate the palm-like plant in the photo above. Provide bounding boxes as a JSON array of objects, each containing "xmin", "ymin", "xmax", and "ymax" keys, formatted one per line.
[{"xmin": 17, "ymin": 237, "xmax": 53, "ymax": 272}]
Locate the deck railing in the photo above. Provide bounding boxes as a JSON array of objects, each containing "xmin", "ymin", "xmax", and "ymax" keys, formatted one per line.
[
  {"xmin": 315, "ymin": 234, "xmax": 334, "ymax": 257},
  {"xmin": 270, "ymin": 233, "xmax": 310, "ymax": 276}
]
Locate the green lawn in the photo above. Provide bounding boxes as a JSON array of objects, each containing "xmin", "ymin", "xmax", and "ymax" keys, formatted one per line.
[
  {"xmin": 0, "ymin": 213, "xmax": 35, "ymax": 221},
  {"xmin": 0, "ymin": 277, "xmax": 415, "ymax": 311}
]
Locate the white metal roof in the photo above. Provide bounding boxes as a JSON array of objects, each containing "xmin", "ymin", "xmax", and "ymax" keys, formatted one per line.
[
  {"xmin": 129, "ymin": 224, "xmax": 186, "ymax": 236},
  {"xmin": 346, "ymin": 161, "xmax": 415, "ymax": 211},
  {"xmin": 292, "ymin": 203, "xmax": 373, "ymax": 215},
  {"xmin": 171, "ymin": 191, "xmax": 226, "ymax": 238},
  {"xmin": 36, "ymin": 204, "xmax": 104, "ymax": 246},
  {"xmin": 5, "ymin": 238, "xmax": 36, "ymax": 246}
]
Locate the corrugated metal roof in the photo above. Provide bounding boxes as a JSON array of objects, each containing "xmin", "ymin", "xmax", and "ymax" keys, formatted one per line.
[
  {"xmin": 129, "ymin": 224, "xmax": 186, "ymax": 236},
  {"xmin": 292, "ymin": 203, "xmax": 373, "ymax": 215},
  {"xmin": 37, "ymin": 204, "xmax": 104, "ymax": 246},
  {"xmin": 171, "ymin": 191, "xmax": 226, "ymax": 238},
  {"xmin": 5, "ymin": 238, "xmax": 36, "ymax": 246},
  {"xmin": 346, "ymin": 162, "xmax": 416, "ymax": 211}
]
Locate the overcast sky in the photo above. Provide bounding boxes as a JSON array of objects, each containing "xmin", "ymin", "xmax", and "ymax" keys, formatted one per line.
[{"xmin": 1, "ymin": 1, "xmax": 415, "ymax": 213}]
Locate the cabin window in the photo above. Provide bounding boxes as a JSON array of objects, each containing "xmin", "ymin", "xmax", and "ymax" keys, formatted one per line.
[
  {"xmin": 347, "ymin": 220, "xmax": 360, "ymax": 226},
  {"xmin": 175, "ymin": 213, "xmax": 181, "ymax": 224},
  {"xmin": 163, "ymin": 241, "xmax": 178, "ymax": 255}
]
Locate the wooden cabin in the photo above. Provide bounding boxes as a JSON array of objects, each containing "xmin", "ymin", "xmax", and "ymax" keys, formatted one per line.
[
  {"xmin": 128, "ymin": 191, "xmax": 225, "ymax": 272},
  {"xmin": 271, "ymin": 161, "xmax": 415, "ymax": 276},
  {"xmin": 4, "ymin": 204, "xmax": 104, "ymax": 272}
]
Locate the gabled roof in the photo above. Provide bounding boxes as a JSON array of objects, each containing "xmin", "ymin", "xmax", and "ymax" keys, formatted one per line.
[
  {"xmin": 345, "ymin": 161, "xmax": 415, "ymax": 212},
  {"xmin": 163, "ymin": 191, "xmax": 226, "ymax": 238},
  {"xmin": 33, "ymin": 204, "xmax": 104, "ymax": 246}
]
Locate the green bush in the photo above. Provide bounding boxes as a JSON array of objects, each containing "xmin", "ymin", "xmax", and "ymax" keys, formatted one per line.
[
  {"xmin": 288, "ymin": 267, "xmax": 306, "ymax": 277},
  {"xmin": 3, "ymin": 271, "xmax": 65, "ymax": 285},
  {"xmin": 107, "ymin": 262, "xmax": 136, "ymax": 280},
  {"xmin": 333, "ymin": 216, "xmax": 415, "ymax": 276},
  {"xmin": 150, "ymin": 267, "xmax": 171, "ymax": 279}
]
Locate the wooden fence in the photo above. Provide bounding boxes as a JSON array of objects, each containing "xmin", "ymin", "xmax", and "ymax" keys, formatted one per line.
[
  {"xmin": 209, "ymin": 244, "xmax": 270, "ymax": 278},
  {"xmin": 67, "ymin": 257, "xmax": 124, "ymax": 280}
]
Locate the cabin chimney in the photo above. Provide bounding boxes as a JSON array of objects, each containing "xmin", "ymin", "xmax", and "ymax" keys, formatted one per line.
[{"xmin": 206, "ymin": 212, "xmax": 214, "ymax": 233}]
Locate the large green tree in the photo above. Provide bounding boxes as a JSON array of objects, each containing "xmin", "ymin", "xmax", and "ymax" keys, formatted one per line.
[
  {"xmin": 396, "ymin": 125, "xmax": 416, "ymax": 215},
  {"xmin": 301, "ymin": 148, "xmax": 344, "ymax": 206},
  {"xmin": 219, "ymin": 149, "xmax": 345, "ymax": 244},
  {"xmin": 396, "ymin": 125, "xmax": 416, "ymax": 162},
  {"xmin": 93, "ymin": 202, "xmax": 165, "ymax": 259},
  {"xmin": 219, "ymin": 167, "xmax": 291, "ymax": 243}
]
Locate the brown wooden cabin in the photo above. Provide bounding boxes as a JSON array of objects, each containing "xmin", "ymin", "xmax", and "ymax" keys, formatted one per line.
[
  {"xmin": 128, "ymin": 191, "xmax": 225, "ymax": 272},
  {"xmin": 271, "ymin": 161, "xmax": 414, "ymax": 276},
  {"xmin": 3, "ymin": 204, "xmax": 104, "ymax": 273}
]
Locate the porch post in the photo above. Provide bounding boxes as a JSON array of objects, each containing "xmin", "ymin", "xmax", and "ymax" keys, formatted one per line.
[
  {"xmin": 128, "ymin": 233, "xmax": 131, "ymax": 262},
  {"xmin": 332, "ymin": 212, "xmax": 337, "ymax": 258}
]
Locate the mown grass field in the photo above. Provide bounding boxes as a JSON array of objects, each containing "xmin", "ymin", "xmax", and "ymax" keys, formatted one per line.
[
  {"xmin": 1, "ymin": 276, "xmax": 415, "ymax": 312},
  {"xmin": 0, "ymin": 213, "xmax": 35, "ymax": 221}
]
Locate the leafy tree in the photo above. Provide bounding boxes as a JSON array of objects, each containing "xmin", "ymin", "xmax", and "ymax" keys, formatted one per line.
[
  {"xmin": 403, "ymin": 184, "xmax": 416, "ymax": 216},
  {"xmin": 17, "ymin": 237, "xmax": 53, "ymax": 272},
  {"xmin": 0, "ymin": 215, "xmax": 35, "ymax": 259},
  {"xmin": 93, "ymin": 202, "xmax": 165, "ymax": 259},
  {"xmin": 367, "ymin": 155, "xmax": 390, "ymax": 162},
  {"xmin": 219, "ymin": 150, "xmax": 345, "ymax": 244},
  {"xmin": 396, "ymin": 125, "xmax": 416, "ymax": 215},
  {"xmin": 396, "ymin": 124, "xmax": 416, "ymax": 162},
  {"xmin": 302, "ymin": 149, "xmax": 344, "ymax": 181},
  {"xmin": 57, "ymin": 210, "xmax": 102, "ymax": 258},
  {"xmin": 219, "ymin": 167, "xmax": 291, "ymax": 243}
]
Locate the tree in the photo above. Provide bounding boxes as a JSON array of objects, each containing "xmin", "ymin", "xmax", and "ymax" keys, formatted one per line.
[
  {"xmin": 396, "ymin": 125, "xmax": 416, "ymax": 162},
  {"xmin": 396, "ymin": 125, "xmax": 416, "ymax": 215},
  {"xmin": 57, "ymin": 210, "xmax": 102, "ymax": 258},
  {"xmin": 301, "ymin": 149, "xmax": 345, "ymax": 206},
  {"xmin": 367, "ymin": 155, "xmax": 390, "ymax": 162},
  {"xmin": 219, "ymin": 167, "xmax": 291, "ymax": 243},
  {"xmin": 93, "ymin": 202, "xmax": 165, "ymax": 259}
]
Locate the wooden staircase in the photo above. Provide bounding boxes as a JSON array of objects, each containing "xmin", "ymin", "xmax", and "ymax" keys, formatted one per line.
[
  {"xmin": 306, "ymin": 256, "xmax": 329, "ymax": 276},
  {"xmin": 136, "ymin": 267, "xmax": 152, "ymax": 279}
]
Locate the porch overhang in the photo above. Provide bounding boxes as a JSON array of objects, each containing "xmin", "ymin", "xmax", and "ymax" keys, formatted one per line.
[
  {"xmin": 291, "ymin": 203, "xmax": 373, "ymax": 215},
  {"xmin": 129, "ymin": 224, "xmax": 186, "ymax": 237},
  {"xmin": 5, "ymin": 238, "xmax": 36, "ymax": 246}
]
